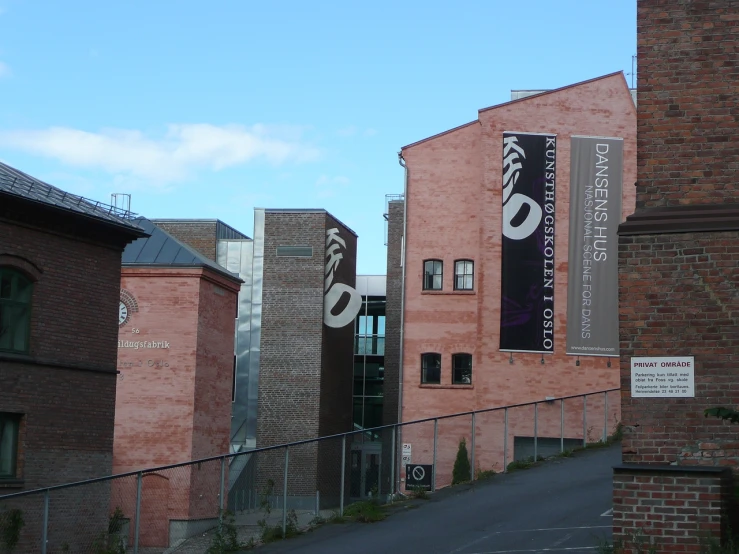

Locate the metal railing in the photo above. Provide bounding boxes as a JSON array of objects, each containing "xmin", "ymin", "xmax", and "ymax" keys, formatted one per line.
[
  {"xmin": 0, "ymin": 388, "xmax": 619, "ymax": 554},
  {"xmin": 0, "ymin": 174, "xmax": 138, "ymax": 220}
]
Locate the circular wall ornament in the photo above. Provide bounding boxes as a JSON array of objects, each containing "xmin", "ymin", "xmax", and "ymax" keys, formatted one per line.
[{"xmin": 119, "ymin": 289, "xmax": 139, "ymax": 327}]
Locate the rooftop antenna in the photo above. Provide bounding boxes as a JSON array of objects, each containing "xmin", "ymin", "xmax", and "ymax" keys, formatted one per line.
[
  {"xmin": 626, "ymin": 54, "xmax": 637, "ymax": 88},
  {"xmin": 111, "ymin": 193, "xmax": 132, "ymax": 216}
]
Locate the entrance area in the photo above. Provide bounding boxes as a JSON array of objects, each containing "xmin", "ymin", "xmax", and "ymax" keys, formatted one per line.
[{"xmin": 349, "ymin": 442, "xmax": 382, "ymax": 499}]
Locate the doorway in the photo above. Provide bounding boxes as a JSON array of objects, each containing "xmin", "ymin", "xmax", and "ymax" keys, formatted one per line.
[{"xmin": 349, "ymin": 443, "xmax": 382, "ymax": 499}]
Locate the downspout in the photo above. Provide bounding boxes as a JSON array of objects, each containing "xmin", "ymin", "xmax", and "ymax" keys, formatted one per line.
[{"xmin": 397, "ymin": 151, "xmax": 408, "ymax": 493}]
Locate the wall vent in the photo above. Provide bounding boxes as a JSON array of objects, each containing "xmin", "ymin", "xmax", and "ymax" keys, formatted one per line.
[{"xmin": 276, "ymin": 246, "xmax": 313, "ymax": 257}]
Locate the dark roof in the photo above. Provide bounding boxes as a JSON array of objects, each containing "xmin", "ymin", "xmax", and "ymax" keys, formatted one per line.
[
  {"xmin": 0, "ymin": 161, "xmax": 146, "ymax": 234},
  {"xmin": 122, "ymin": 218, "xmax": 242, "ymax": 283}
]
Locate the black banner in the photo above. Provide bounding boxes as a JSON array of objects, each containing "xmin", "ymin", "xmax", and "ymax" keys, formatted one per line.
[{"xmin": 500, "ymin": 132, "xmax": 556, "ymax": 353}]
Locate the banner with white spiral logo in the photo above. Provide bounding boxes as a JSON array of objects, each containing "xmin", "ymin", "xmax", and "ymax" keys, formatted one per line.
[{"xmin": 500, "ymin": 132, "xmax": 557, "ymax": 354}]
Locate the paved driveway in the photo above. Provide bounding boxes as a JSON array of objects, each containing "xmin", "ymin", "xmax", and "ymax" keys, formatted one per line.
[{"xmin": 249, "ymin": 443, "xmax": 620, "ymax": 554}]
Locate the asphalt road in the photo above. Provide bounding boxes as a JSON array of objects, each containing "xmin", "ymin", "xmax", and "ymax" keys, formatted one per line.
[{"xmin": 249, "ymin": 443, "xmax": 620, "ymax": 554}]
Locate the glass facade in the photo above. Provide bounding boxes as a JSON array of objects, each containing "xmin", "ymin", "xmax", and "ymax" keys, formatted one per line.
[{"xmin": 353, "ymin": 295, "xmax": 385, "ymax": 439}]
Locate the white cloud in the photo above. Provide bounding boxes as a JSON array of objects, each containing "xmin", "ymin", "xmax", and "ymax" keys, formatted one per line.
[
  {"xmin": 315, "ymin": 174, "xmax": 350, "ymax": 198},
  {"xmin": 0, "ymin": 61, "xmax": 10, "ymax": 78},
  {"xmin": 0, "ymin": 124, "xmax": 321, "ymax": 187}
]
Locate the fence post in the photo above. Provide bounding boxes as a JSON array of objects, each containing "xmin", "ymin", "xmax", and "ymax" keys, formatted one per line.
[
  {"xmin": 219, "ymin": 455, "xmax": 226, "ymax": 523},
  {"xmin": 603, "ymin": 391, "xmax": 609, "ymax": 442},
  {"xmin": 432, "ymin": 418, "xmax": 438, "ymax": 492},
  {"xmin": 340, "ymin": 435, "xmax": 346, "ymax": 516},
  {"xmin": 534, "ymin": 402, "xmax": 539, "ymax": 462},
  {"xmin": 282, "ymin": 446, "xmax": 289, "ymax": 538},
  {"xmin": 503, "ymin": 408, "xmax": 509, "ymax": 473},
  {"xmin": 315, "ymin": 490, "xmax": 320, "ymax": 516},
  {"xmin": 583, "ymin": 395, "xmax": 588, "ymax": 448},
  {"xmin": 41, "ymin": 489, "xmax": 49, "ymax": 554},
  {"xmin": 134, "ymin": 471, "xmax": 143, "ymax": 554},
  {"xmin": 390, "ymin": 426, "xmax": 396, "ymax": 500},
  {"xmin": 470, "ymin": 412, "xmax": 476, "ymax": 481},
  {"xmin": 560, "ymin": 398, "xmax": 565, "ymax": 453}
]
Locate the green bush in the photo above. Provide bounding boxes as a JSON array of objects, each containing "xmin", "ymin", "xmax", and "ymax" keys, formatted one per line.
[{"xmin": 452, "ymin": 438, "xmax": 471, "ymax": 485}]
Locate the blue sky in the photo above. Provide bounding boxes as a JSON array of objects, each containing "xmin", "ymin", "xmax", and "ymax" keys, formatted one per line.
[{"xmin": 0, "ymin": 1, "xmax": 636, "ymax": 274}]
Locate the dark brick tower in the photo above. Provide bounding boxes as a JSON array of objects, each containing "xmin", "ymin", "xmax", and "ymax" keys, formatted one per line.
[{"xmin": 613, "ymin": 1, "xmax": 739, "ymax": 551}]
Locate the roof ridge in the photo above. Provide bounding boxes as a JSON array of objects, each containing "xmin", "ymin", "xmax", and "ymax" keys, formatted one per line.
[{"xmin": 0, "ymin": 161, "xmax": 142, "ymax": 229}]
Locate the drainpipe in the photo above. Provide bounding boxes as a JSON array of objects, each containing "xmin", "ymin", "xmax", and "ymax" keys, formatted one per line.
[{"xmin": 397, "ymin": 151, "xmax": 409, "ymax": 492}]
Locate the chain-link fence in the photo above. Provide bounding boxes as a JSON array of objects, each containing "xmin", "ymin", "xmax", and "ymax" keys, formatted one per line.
[{"xmin": 0, "ymin": 388, "xmax": 618, "ymax": 553}]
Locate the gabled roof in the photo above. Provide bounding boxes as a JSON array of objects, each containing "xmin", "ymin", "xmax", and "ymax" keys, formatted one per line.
[
  {"xmin": 0, "ymin": 161, "xmax": 145, "ymax": 234},
  {"xmin": 401, "ymin": 72, "xmax": 629, "ymax": 151},
  {"xmin": 478, "ymin": 71, "xmax": 626, "ymax": 113},
  {"xmin": 122, "ymin": 218, "xmax": 242, "ymax": 283}
]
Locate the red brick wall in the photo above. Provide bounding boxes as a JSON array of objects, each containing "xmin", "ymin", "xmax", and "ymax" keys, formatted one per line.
[
  {"xmin": 619, "ymin": 231, "xmax": 739, "ymax": 465},
  {"xmin": 614, "ymin": 1, "xmax": 739, "ymax": 550},
  {"xmin": 613, "ymin": 467, "xmax": 730, "ymax": 552},
  {"xmin": 113, "ymin": 267, "xmax": 238, "ymax": 546},
  {"xmin": 114, "ymin": 269, "xmax": 202, "ymax": 472},
  {"xmin": 636, "ymin": 0, "xmax": 739, "ymax": 209},
  {"xmin": 0, "ymin": 215, "xmax": 132, "ymax": 553},
  {"xmin": 400, "ymin": 73, "xmax": 636, "ymax": 477}
]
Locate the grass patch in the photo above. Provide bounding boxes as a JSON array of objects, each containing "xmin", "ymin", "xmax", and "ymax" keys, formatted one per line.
[
  {"xmin": 506, "ymin": 457, "xmax": 535, "ymax": 472},
  {"xmin": 476, "ymin": 468, "xmax": 497, "ymax": 481},
  {"xmin": 407, "ymin": 486, "xmax": 430, "ymax": 500},
  {"xmin": 343, "ymin": 500, "xmax": 387, "ymax": 523}
]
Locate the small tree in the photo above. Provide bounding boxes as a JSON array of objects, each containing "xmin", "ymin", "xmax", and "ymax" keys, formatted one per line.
[{"xmin": 452, "ymin": 438, "xmax": 471, "ymax": 485}]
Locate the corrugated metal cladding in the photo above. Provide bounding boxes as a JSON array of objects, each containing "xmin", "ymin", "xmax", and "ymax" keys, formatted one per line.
[
  {"xmin": 276, "ymin": 245, "xmax": 313, "ymax": 257},
  {"xmin": 216, "ymin": 220, "xmax": 250, "ymax": 241}
]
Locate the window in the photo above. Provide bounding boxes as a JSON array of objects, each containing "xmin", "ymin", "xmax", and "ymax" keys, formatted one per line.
[
  {"xmin": 0, "ymin": 413, "xmax": 20, "ymax": 480},
  {"xmin": 452, "ymin": 353, "xmax": 472, "ymax": 384},
  {"xmin": 421, "ymin": 353, "xmax": 441, "ymax": 384},
  {"xmin": 454, "ymin": 260, "xmax": 474, "ymax": 291},
  {"xmin": 423, "ymin": 260, "xmax": 443, "ymax": 291},
  {"xmin": 0, "ymin": 268, "xmax": 33, "ymax": 354}
]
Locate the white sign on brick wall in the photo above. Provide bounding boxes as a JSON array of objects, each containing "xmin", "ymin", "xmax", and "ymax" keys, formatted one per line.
[
  {"xmin": 631, "ymin": 356, "xmax": 695, "ymax": 398},
  {"xmin": 402, "ymin": 443, "xmax": 411, "ymax": 465}
]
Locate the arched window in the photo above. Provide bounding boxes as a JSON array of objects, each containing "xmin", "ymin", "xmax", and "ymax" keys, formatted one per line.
[
  {"xmin": 423, "ymin": 260, "xmax": 443, "ymax": 291},
  {"xmin": 454, "ymin": 260, "xmax": 474, "ymax": 291},
  {"xmin": 452, "ymin": 353, "xmax": 472, "ymax": 384},
  {"xmin": 421, "ymin": 352, "xmax": 441, "ymax": 384},
  {"xmin": 0, "ymin": 268, "xmax": 33, "ymax": 353}
]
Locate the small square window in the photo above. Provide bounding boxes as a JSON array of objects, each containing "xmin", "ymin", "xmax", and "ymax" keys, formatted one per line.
[
  {"xmin": 423, "ymin": 260, "xmax": 443, "ymax": 291},
  {"xmin": 421, "ymin": 353, "xmax": 441, "ymax": 384},
  {"xmin": 452, "ymin": 354, "xmax": 472, "ymax": 384},
  {"xmin": 0, "ymin": 413, "xmax": 21, "ymax": 480},
  {"xmin": 454, "ymin": 260, "xmax": 474, "ymax": 291}
]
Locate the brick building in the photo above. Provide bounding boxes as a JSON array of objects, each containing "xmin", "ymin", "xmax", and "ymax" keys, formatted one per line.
[
  {"xmin": 388, "ymin": 72, "xmax": 637, "ymax": 487},
  {"xmin": 113, "ymin": 218, "xmax": 242, "ymax": 547},
  {"xmin": 614, "ymin": 1, "xmax": 739, "ymax": 551},
  {"xmin": 150, "ymin": 210, "xmax": 360, "ymax": 510},
  {"xmin": 0, "ymin": 161, "xmax": 145, "ymax": 552}
]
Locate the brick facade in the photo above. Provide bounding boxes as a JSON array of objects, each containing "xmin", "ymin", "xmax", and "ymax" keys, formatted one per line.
[
  {"xmin": 256, "ymin": 210, "xmax": 355, "ymax": 507},
  {"xmin": 613, "ymin": 466, "xmax": 731, "ymax": 551},
  {"xmin": 0, "ymin": 186, "xmax": 143, "ymax": 552},
  {"xmin": 113, "ymin": 265, "xmax": 239, "ymax": 547},
  {"xmin": 635, "ymin": 0, "xmax": 739, "ymax": 210},
  {"xmin": 151, "ymin": 220, "xmax": 219, "ymax": 261},
  {"xmin": 614, "ymin": 1, "xmax": 739, "ymax": 550},
  {"xmin": 398, "ymin": 73, "xmax": 635, "ymax": 485}
]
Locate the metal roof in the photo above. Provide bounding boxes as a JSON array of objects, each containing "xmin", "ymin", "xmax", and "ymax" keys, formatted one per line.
[
  {"xmin": 123, "ymin": 218, "xmax": 242, "ymax": 282},
  {"xmin": 0, "ymin": 161, "xmax": 144, "ymax": 232}
]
